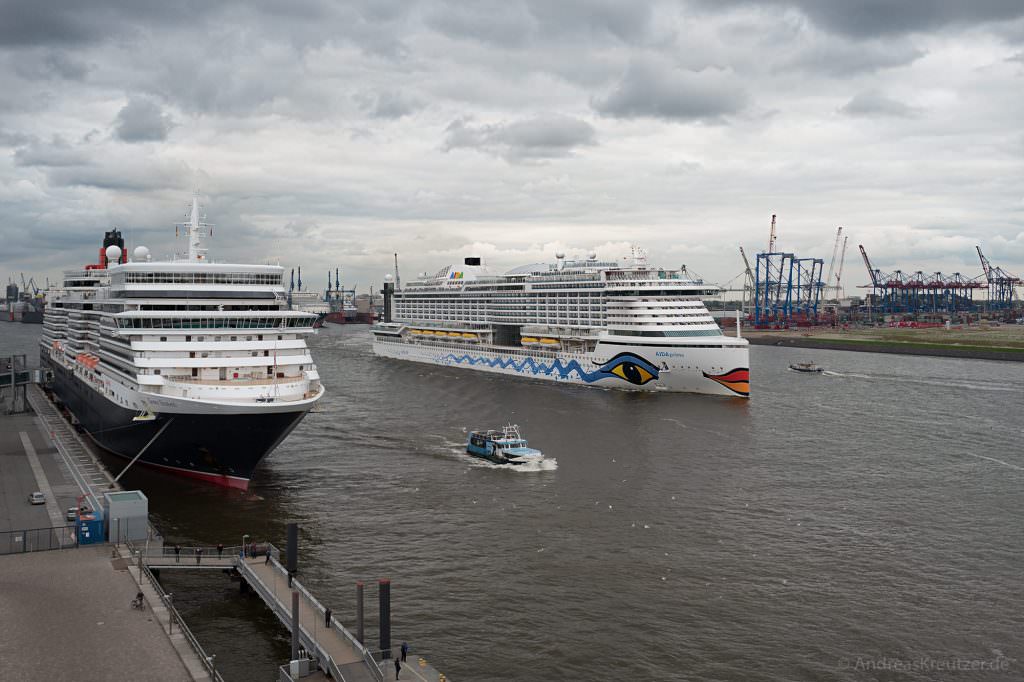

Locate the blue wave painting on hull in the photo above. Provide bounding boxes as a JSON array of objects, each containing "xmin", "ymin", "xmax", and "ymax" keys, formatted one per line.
[{"xmin": 440, "ymin": 352, "xmax": 659, "ymax": 386}]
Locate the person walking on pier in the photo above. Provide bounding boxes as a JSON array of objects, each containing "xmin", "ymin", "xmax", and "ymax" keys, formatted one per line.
[
  {"xmin": 216, "ymin": 543, "xmax": 224, "ymax": 558},
  {"xmin": 265, "ymin": 547, "xmax": 272, "ymax": 565},
  {"xmin": 394, "ymin": 657, "xmax": 401, "ymax": 680},
  {"xmin": 173, "ymin": 544, "xmax": 180, "ymax": 563},
  {"xmin": 401, "ymin": 642, "xmax": 408, "ymax": 662},
  {"xmin": 324, "ymin": 607, "xmax": 332, "ymax": 628},
  {"xmin": 196, "ymin": 547, "xmax": 203, "ymax": 565}
]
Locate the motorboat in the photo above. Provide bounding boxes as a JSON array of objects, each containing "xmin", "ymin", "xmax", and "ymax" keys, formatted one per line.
[
  {"xmin": 789, "ymin": 362, "xmax": 823, "ymax": 373},
  {"xmin": 466, "ymin": 424, "xmax": 544, "ymax": 465}
]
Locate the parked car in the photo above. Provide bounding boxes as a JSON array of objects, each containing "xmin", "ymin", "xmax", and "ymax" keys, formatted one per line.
[
  {"xmin": 66, "ymin": 507, "xmax": 78, "ymax": 522},
  {"xmin": 28, "ymin": 492, "xmax": 45, "ymax": 505}
]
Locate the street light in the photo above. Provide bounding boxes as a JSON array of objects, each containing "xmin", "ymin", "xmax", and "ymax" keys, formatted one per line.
[{"xmin": 242, "ymin": 534, "xmax": 249, "ymax": 559}]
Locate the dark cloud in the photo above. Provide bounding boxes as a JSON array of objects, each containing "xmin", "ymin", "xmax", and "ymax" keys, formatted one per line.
[
  {"xmin": 784, "ymin": 40, "xmax": 925, "ymax": 77},
  {"xmin": 0, "ymin": 129, "xmax": 32, "ymax": 147},
  {"xmin": 357, "ymin": 91, "xmax": 423, "ymax": 119},
  {"xmin": 840, "ymin": 91, "xmax": 920, "ymax": 118},
  {"xmin": 11, "ymin": 49, "xmax": 92, "ymax": 80},
  {"xmin": 442, "ymin": 114, "xmax": 596, "ymax": 162},
  {"xmin": 693, "ymin": 1, "xmax": 1024, "ymax": 39},
  {"xmin": 14, "ymin": 136, "xmax": 90, "ymax": 166},
  {"xmin": 592, "ymin": 58, "xmax": 748, "ymax": 122},
  {"xmin": 114, "ymin": 98, "xmax": 174, "ymax": 142}
]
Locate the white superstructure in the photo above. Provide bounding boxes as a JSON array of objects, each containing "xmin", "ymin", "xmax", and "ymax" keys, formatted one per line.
[
  {"xmin": 40, "ymin": 193, "xmax": 325, "ymax": 488},
  {"xmin": 371, "ymin": 251, "xmax": 750, "ymax": 396}
]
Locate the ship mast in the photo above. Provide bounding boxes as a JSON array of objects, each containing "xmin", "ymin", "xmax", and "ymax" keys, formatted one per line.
[{"xmin": 176, "ymin": 190, "xmax": 214, "ymax": 262}]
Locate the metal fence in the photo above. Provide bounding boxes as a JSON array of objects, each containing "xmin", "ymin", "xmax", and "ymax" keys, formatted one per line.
[{"xmin": 0, "ymin": 525, "xmax": 77, "ymax": 555}]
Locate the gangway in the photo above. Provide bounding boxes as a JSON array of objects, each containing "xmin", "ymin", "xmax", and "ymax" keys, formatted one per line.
[{"xmin": 130, "ymin": 544, "xmax": 448, "ymax": 681}]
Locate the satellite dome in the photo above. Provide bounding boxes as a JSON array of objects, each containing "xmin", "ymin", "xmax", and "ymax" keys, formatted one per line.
[
  {"xmin": 105, "ymin": 245, "xmax": 122, "ymax": 263},
  {"xmin": 555, "ymin": 251, "xmax": 565, "ymax": 259},
  {"xmin": 587, "ymin": 251, "xmax": 597, "ymax": 260},
  {"xmin": 133, "ymin": 245, "xmax": 150, "ymax": 261},
  {"xmin": 384, "ymin": 274, "xmax": 394, "ymax": 282}
]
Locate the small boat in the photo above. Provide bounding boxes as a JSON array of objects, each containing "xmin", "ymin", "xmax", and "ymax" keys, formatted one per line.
[
  {"xmin": 789, "ymin": 362, "xmax": 823, "ymax": 373},
  {"xmin": 466, "ymin": 424, "xmax": 544, "ymax": 465}
]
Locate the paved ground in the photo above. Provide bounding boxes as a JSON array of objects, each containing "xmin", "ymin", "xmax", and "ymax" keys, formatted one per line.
[
  {"xmin": 0, "ymin": 545, "xmax": 191, "ymax": 682},
  {"xmin": 0, "ymin": 413, "xmax": 81, "ymax": 539}
]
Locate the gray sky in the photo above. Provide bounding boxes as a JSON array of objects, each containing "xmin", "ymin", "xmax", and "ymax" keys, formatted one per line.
[{"xmin": 2, "ymin": 0, "xmax": 1023, "ymax": 294}]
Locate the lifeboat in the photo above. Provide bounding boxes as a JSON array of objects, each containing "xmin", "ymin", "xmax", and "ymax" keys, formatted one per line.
[
  {"xmin": 461, "ymin": 333, "xmax": 477, "ymax": 339},
  {"xmin": 538, "ymin": 338, "xmax": 559, "ymax": 346},
  {"xmin": 446, "ymin": 331, "xmax": 461, "ymax": 338}
]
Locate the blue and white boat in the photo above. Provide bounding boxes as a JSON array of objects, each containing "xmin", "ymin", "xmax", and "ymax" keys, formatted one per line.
[{"xmin": 466, "ymin": 424, "xmax": 544, "ymax": 465}]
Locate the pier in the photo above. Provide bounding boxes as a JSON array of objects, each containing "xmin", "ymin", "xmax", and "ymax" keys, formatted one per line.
[
  {"xmin": 128, "ymin": 543, "xmax": 447, "ymax": 682},
  {"xmin": 1, "ymin": 385, "xmax": 450, "ymax": 681}
]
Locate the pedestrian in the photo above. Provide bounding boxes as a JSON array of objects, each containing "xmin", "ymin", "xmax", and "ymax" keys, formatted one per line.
[
  {"xmin": 325, "ymin": 607, "xmax": 332, "ymax": 628},
  {"xmin": 265, "ymin": 547, "xmax": 272, "ymax": 565},
  {"xmin": 401, "ymin": 642, "xmax": 408, "ymax": 662},
  {"xmin": 196, "ymin": 547, "xmax": 203, "ymax": 565},
  {"xmin": 394, "ymin": 657, "xmax": 401, "ymax": 680},
  {"xmin": 173, "ymin": 544, "xmax": 180, "ymax": 563},
  {"xmin": 216, "ymin": 543, "xmax": 223, "ymax": 558}
]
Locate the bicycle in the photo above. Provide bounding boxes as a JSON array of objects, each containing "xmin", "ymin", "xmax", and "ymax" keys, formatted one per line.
[{"xmin": 130, "ymin": 593, "xmax": 145, "ymax": 611}]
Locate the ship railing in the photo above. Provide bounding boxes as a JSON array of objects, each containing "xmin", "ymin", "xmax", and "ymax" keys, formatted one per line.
[
  {"xmin": 129, "ymin": 541, "xmax": 226, "ymax": 682},
  {"xmin": 168, "ymin": 375, "xmax": 306, "ymax": 386}
]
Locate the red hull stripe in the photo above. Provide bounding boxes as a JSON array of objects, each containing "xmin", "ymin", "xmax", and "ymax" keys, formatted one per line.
[
  {"xmin": 708, "ymin": 368, "xmax": 749, "ymax": 383},
  {"xmin": 128, "ymin": 460, "xmax": 251, "ymax": 490}
]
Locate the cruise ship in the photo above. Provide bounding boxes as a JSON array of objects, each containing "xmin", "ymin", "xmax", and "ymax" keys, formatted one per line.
[
  {"xmin": 371, "ymin": 250, "xmax": 749, "ymax": 396},
  {"xmin": 40, "ymin": 194, "xmax": 325, "ymax": 488}
]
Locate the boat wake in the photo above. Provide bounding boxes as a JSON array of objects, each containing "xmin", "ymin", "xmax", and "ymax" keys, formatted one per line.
[{"xmin": 491, "ymin": 457, "xmax": 558, "ymax": 472}]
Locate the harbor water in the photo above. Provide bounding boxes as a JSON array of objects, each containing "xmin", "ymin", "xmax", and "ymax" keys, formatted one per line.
[{"xmin": 2, "ymin": 323, "xmax": 1021, "ymax": 680}]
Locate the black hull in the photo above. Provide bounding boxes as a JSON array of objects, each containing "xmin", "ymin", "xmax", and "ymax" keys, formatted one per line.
[{"xmin": 45, "ymin": 361, "xmax": 308, "ymax": 489}]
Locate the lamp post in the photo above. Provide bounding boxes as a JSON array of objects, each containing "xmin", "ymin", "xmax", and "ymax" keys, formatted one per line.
[{"xmin": 242, "ymin": 534, "xmax": 249, "ymax": 559}]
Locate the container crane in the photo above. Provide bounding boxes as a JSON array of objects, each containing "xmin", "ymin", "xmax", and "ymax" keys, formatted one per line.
[
  {"xmin": 767, "ymin": 214, "xmax": 777, "ymax": 253},
  {"xmin": 834, "ymin": 236, "xmax": 848, "ymax": 300},
  {"xmin": 976, "ymin": 245, "xmax": 1021, "ymax": 309},
  {"xmin": 824, "ymin": 226, "xmax": 843, "ymax": 299},
  {"xmin": 739, "ymin": 246, "xmax": 755, "ymax": 313}
]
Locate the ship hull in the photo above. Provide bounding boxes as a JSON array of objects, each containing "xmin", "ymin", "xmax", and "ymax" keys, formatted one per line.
[
  {"xmin": 45, "ymin": 361, "xmax": 308, "ymax": 489},
  {"xmin": 372, "ymin": 338, "xmax": 750, "ymax": 397}
]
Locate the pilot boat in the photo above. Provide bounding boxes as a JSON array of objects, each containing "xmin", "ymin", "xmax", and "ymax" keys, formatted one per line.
[{"xmin": 466, "ymin": 424, "xmax": 544, "ymax": 465}]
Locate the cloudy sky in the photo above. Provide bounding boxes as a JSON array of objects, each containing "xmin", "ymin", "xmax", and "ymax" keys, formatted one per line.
[{"xmin": 2, "ymin": 0, "xmax": 1023, "ymax": 294}]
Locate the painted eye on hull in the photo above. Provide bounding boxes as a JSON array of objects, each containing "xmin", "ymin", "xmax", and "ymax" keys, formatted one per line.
[
  {"xmin": 610, "ymin": 362, "xmax": 654, "ymax": 385},
  {"xmin": 599, "ymin": 353, "xmax": 659, "ymax": 386}
]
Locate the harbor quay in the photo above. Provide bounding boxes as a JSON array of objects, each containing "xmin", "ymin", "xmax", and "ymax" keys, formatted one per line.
[{"xmin": 0, "ymin": 385, "xmax": 449, "ymax": 681}]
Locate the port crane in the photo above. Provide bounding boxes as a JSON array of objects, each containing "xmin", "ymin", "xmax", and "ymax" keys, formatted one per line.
[
  {"xmin": 824, "ymin": 226, "xmax": 843, "ymax": 300},
  {"xmin": 976, "ymin": 245, "xmax": 1021, "ymax": 309}
]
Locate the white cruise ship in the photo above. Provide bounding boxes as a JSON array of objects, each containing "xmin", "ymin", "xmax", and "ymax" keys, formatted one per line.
[
  {"xmin": 371, "ymin": 250, "xmax": 749, "ymax": 397},
  {"xmin": 40, "ymin": 194, "xmax": 325, "ymax": 488}
]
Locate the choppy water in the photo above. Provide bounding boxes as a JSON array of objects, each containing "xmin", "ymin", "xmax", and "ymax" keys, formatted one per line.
[{"xmin": 3, "ymin": 323, "xmax": 1022, "ymax": 681}]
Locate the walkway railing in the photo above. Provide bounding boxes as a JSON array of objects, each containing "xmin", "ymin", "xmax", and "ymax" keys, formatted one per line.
[
  {"xmin": 0, "ymin": 525, "xmax": 77, "ymax": 555},
  {"xmin": 130, "ymin": 541, "xmax": 226, "ymax": 682}
]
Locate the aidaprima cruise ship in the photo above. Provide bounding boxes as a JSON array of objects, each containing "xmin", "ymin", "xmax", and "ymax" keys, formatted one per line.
[
  {"xmin": 371, "ymin": 250, "xmax": 749, "ymax": 396},
  {"xmin": 40, "ymin": 194, "xmax": 324, "ymax": 488}
]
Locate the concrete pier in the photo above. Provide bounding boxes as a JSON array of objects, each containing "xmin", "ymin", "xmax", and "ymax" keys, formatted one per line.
[{"xmin": 0, "ymin": 393, "xmax": 204, "ymax": 681}]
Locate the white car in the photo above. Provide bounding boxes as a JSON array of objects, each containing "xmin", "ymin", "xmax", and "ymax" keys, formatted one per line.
[
  {"xmin": 28, "ymin": 492, "xmax": 45, "ymax": 505},
  {"xmin": 66, "ymin": 507, "xmax": 78, "ymax": 522}
]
